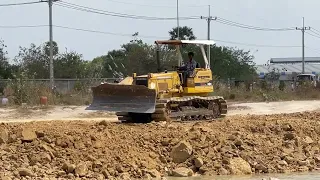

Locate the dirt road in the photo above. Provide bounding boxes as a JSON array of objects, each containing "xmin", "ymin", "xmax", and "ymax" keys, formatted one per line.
[{"xmin": 1, "ymin": 100, "xmax": 320, "ymax": 122}]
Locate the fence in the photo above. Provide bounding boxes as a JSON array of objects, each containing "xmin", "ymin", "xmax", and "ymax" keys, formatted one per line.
[
  {"xmin": 0, "ymin": 78, "xmax": 119, "ymax": 94},
  {"xmin": 0, "ymin": 78, "xmax": 299, "ymax": 95}
]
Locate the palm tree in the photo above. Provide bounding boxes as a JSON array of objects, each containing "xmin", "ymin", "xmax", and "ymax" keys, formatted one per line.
[{"xmin": 169, "ymin": 26, "xmax": 196, "ymax": 40}]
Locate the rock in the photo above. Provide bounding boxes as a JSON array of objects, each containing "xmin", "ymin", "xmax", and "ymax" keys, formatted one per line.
[
  {"xmin": 142, "ymin": 173, "xmax": 152, "ymax": 180},
  {"xmin": 93, "ymin": 141, "xmax": 103, "ymax": 148},
  {"xmin": 218, "ymin": 167, "xmax": 229, "ymax": 175},
  {"xmin": 18, "ymin": 168, "xmax": 34, "ymax": 177},
  {"xmin": 119, "ymin": 172, "xmax": 131, "ymax": 180},
  {"xmin": 62, "ymin": 162, "xmax": 76, "ymax": 173},
  {"xmin": 298, "ymin": 160, "xmax": 310, "ymax": 166},
  {"xmin": 298, "ymin": 166, "xmax": 309, "ymax": 172},
  {"xmin": 57, "ymin": 170, "xmax": 66, "ymax": 176},
  {"xmin": 303, "ymin": 136, "xmax": 314, "ymax": 144},
  {"xmin": 75, "ymin": 162, "xmax": 88, "ymax": 177},
  {"xmin": 235, "ymin": 139, "xmax": 243, "ymax": 146},
  {"xmin": 194, "ymin": 158, "xmax": 204, "ymax": 168},
  {"xmin": 35, "ymin": 131, "xmax": 45, "ymax": 138},
  {"xmin": 278, "ymin": 160, "xmax": 288, "ymax": 166},
  {"xmin": 161, "ymin": 139, "xmax": 170, "ymax": 146},
  {"xmin": 171, "ymin": 167, "xmax": 193, "ymax": 177},
  {"xmin": 255, "ymin": 164, "xmax": 268, "ymax": 173},
  {"xmin": 229, "ymin": 157, "xmax": 252, "ymax": 175},
  {"xmin": 284, "ymin": 133, "xmax": 295, "ymax": 140},
  {"xmin": 262, "ymin": 178, "xmax": 280, "ymax": 180},
  {"xmin": 170, "ymin": 141, "xmax": 193, "ymax": 163},
  {"xmin": 284, "ymin": 156, "xmax": 295, "ymax": 164},
  {"xmin": 99, "ymin": 120, "xmax": 108, "ymax": 126},
  {"xmin": 314, "ymin": 156, "xmax": 320, "ymax": 162},
  {"xmin": 40, "ymin": 152, "xmax": 51, "ymax": 162},
  {"xmin": 93, "ymin": 173, "xmax": 105, "ymax": 180},
  {"xmin": 0, "ymin": 127, "xmax": 8, "ymax": 144},
  {"xmin": 20, "ymin": 129, "xmax": 37, "ymax": 142},
  {"xmin": 0, "ymin": 176, "xmax": 12, "ymax": 180},
  {"xmin": 147, "ymin": 169, "xmax": 161, "ymax": 178}
]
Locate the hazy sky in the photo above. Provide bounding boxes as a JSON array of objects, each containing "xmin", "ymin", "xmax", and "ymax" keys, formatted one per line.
[{"xmin": 1, "ymin": 0, "xmax": 320, "ymax": 65}]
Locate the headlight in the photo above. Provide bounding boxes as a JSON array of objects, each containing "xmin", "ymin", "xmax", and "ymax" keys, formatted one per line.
[{"xmin": 150, "ymin": 82, "xmax": 156, "ymax": 89}]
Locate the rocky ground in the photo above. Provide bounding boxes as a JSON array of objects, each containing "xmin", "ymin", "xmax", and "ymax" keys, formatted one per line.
[{"xmin": 1, "ymin": 111, "xmax": 320, "ymax": 179}]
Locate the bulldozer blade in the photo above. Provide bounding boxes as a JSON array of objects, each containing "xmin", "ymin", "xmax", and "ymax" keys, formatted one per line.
[{"xmin": 86, "ymin": 83, "xmax": 156, "ymax": 113}]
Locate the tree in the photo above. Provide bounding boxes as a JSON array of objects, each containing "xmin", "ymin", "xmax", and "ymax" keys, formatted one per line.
[
  {"xmin": 14, "ymin": 43, "xmax": 49, "ymax": 78},
  {"xmin": 54, "ymin": 50, "xmax": 85, "ymax": 78},
  {"xmin": 0, "ymin": 40, "xmax": 14, "ymax": 79},
  {"xmin": 44, "ymin": 41, "xmax": 59, "ymax": 57},
  {"xmin": 169, "ymin": 26, "xmax": 196, "ymax": 40}
]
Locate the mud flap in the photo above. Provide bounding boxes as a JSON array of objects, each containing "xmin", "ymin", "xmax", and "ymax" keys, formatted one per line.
[{"xmin": 86, "ymin": 83, "xmax": 156, "ymax": 113}]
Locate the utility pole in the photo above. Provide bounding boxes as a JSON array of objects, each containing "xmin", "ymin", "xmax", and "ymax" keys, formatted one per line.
[
  {"xmin": 296, "ymin": 17, "xmax": 310, "ymax": 74},
  {"xmin": 49, "ymin": 0, "xmax": 54, "ymax": 90},
  {"xmin": 41, "ymin": 0, "xmax": 57, "ymax": 89},
  {"xmin": 176, "ymin": 0, "xmax": 179, "ymax": 40},
  {"xmin": 201, "ymin": 5, "xmax": 216, "ymax": 68}
]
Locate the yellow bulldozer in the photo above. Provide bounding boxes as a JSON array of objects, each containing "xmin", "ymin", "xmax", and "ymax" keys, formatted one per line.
[{"xmin": 86, "ymin": 40, "xmax": 227, "ymax": 123}]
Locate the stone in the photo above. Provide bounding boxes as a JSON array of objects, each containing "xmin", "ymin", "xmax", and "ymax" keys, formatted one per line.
[
  {"xmin": 298, "ymin": 166, "xmax": 309, "ymax": 172},
  {"xmin": 194, "ymin": 158, "xmax": 204, "ymax": 168},
  {"xmin": 229, "ymin": 157, "xmax": 252, "ymax": 175},
  {"xmin": 20, "ymin": 129, "xmax": 37, "ymax": 142},
  {"xmin": 170, "ymin": 141, "xmax": 193, "ymax": 163},
  {"xmin": 147, "ymin": 169, "xmax": 161, "ymax": 178},
  {"xmin": 18, "ymin": 168, "xmax": 34, "ymax": 177},
  {"xmin": 255, "ymin": 163, "xmax": 268, "ymax": 173},
  {"xmin": 218, "ymin": 167, "xmax": 229, "ymax": 175},
  {"xmin": 284, "ymin": 133, "xmax": 295, "ymax": 140},
  {"xmin": 298, "ymin": 160, "xmax": 310, "ymax": 166},
  {"xmin": 62, "ymin": 162, "xmax": 76, "ymax": 173},
  {"xmin": 284, "ymin": 156, "xmax": 295, "ymax": 164},
  {"xmin": 99, "ymin": 120, "xmax": 108, "ymax": 126},
  {"xmin": 171, "ymin": 167, "xmax": 193, "ymax": 177},
  {"xmin": 278, "ymin": 160, "xmax": 288, "ymax": 166},
  {"xmin": 35, "ymin": 131, "xmax": 45, "ymax": 138},
  {"xmin": 235, "ymin": 139, "xmax": 243, "ymax": 146},
  {"xmin": 119, "ymin": 172, "xmax": 131, "ymax": 180},
  {"xmin": 0, "ymin": 176, "xmax": 12, "ymax": 180},
  {"xmin": 75, "ymin": 162, "xmax": 88, "ymax": 177},
  {"xmin": 262, "ymin": 178, "xmax": 280, "ymax": 180},
  {"xmin": 0, "ymin": 127, "xmax": 8, "ymax": 144},
  {"xmin": 303, "ymin": 136, "xmax": 314, "ymax": 144}
]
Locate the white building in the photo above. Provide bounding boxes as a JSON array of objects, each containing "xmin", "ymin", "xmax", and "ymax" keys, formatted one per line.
[{"xmin": 256, "ymin": 57, "xmax": 320, "ymax": 80}]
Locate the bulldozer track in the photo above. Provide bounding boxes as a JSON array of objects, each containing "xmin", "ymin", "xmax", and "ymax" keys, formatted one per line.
[{"xmin": 116, "ymin": 96, "xmax": 227, "ymax": 123}]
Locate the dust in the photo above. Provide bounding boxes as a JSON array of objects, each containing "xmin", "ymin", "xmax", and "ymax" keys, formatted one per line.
[{"xmin": 1, "ymin": 112, "xmax": 320, "ymax": 179}]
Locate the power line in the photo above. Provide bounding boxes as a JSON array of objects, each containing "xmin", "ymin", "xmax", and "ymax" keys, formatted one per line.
[
  {"xmin": 0, "ymin": 1, "xmax": 44, "ymax": 7},
  {"xmin": 0, "ymin": 23, "xmax": 309, "ymax": 48},
  {"xmin": 54, "ymin": 1, "xmax": 198, "ymax": 21},
  {"xmin": 0, "ymin": 25, "xmax": 48, "ymax": 28},
  {"xmin": 214, "ymin": 39, "xmax": 301, "ymax": 48},
  {"xmin": 106, "ymin": 0, "xmax": 207, "ymax": 8},
  {"xmin": 216, "ymin": 17, "xmax": 296, "ymax": 31},
  {"xmin": 306, "ymin": 31, "xmax": 320, "ymax": 39}
]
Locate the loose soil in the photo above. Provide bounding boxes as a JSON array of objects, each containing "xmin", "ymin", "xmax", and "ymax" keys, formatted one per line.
[
  {"xmin": 1, "ymin": 111, "xmax": 320, "ymax": 179},
  {"xmin": 2, "ymin": 100, "xmax": 320, "ymax": 122}
]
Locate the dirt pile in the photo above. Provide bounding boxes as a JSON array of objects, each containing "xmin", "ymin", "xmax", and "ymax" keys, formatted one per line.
[{"xmin": 1, "ymin": 112, "xmax": 320, "ymax": 179}]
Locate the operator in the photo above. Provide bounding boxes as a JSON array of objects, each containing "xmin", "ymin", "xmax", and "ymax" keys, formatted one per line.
[{"xmin": 179, "ymin": 52, "xmax": 199, "ymax": 86}]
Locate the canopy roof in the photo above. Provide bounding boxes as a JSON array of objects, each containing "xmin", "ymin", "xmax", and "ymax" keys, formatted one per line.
[{"xmin": 155, "ymin": 40, "xmax": 215, "ymax": 45}]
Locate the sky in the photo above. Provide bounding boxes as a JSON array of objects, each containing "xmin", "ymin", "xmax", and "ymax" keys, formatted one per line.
[{"xmin": 1, "ymin": 0, "xmax": 320, "ymax": 65}]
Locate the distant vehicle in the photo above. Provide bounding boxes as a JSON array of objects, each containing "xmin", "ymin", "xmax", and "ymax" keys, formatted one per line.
[{"xmin": 295, "ymin": 74, "xmax": 319, "ymax": 88}]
